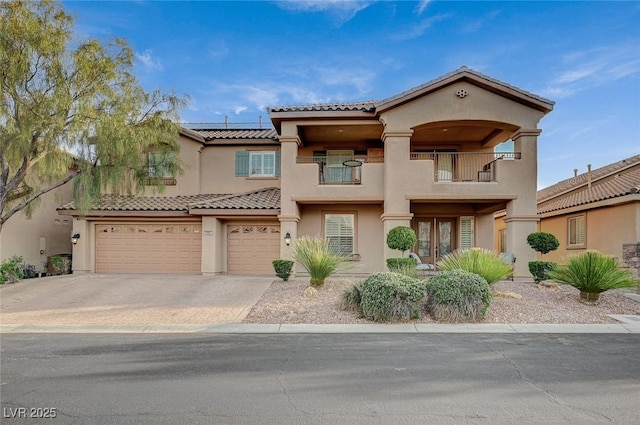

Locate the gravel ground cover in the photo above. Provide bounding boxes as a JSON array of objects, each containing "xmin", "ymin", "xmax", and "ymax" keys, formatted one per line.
[{"xmin": 243, "ymin": 277, "xmax": 640, "ymax": 324}]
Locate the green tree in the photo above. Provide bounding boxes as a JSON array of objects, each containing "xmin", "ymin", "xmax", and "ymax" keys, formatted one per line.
[
  {"xmin": 386, "ymin": 226, "xmax": 417, "ymax": 256},
  {"xmin": 526, "ymin": 232, "xmax": 560, "ymax": 256},
  {"xmin": 0, "ymin": 0, "xmax": 185, "ymax": 232}
]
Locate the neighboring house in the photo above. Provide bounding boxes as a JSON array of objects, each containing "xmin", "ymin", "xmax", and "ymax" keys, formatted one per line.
[
  {"xmin": 0, "ymin": 183, "xmax": 73, "ymax": 273},
  {"xmin": 60, "ymin": 67, "xmax": 554, "ymax": 276},
  {"xmin": 536, "ymin": 154, "xmax": 640, "ymax": 264}
]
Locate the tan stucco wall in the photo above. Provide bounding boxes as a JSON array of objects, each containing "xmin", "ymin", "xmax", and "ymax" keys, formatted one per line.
[
  {"xmin": 141, "ymin": 135, "xmax": 202, "ymax": 196},
  {"xmin": 296, "ymin": 204, "xmax": 385, "ymax": 274},
  {"xmin": 541, "ymin": 202, "xmax": 640, "ymax": 263},
  {"xmin": 199, "ymin": 145, "xmax": 280, "ymax": 194},
  {"xmin": 1, "ymin": 183, "xmax": 73, "ymax": 272}
]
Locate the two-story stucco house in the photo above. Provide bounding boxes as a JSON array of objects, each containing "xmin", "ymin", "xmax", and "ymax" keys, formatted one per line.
[{"xmin": 59, "ymin": 67, "xmax": 554, "ymax": 277}]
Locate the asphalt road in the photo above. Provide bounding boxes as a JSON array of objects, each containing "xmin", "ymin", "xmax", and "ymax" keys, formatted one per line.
[{"xmin": 1, "ymin": 333, "xmax": 639, "ymax": 424}]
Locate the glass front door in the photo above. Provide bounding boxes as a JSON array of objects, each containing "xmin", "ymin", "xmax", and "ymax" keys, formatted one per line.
[{"xmin": 415, "ymin": 218, "xmax": 455, "ymax": 265}]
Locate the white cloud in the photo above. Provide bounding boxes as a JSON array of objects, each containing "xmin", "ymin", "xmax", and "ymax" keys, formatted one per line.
[
  {"xmin": 391, "ymin": 13, "xmax": 452, "ymax": 41},
  {"xmin": 234, "ymin": 106, "xmax": 248, "ymax": 115},
  {"xmin": 315, "ymin": 66, "xmax": 376, "ymax": 94},
  {"xmin": 135, "ymin": 50, "xmax": 163, "ymax": 71},
  {"xmin": 461, "ymin": 10, "xmax": 501, "ymax": 33},
  {"xmin": 544, "ymin": 43, "xmax": 640, "ymax": 98},
  {"xmin": 274, "ymin": 0, "xmax": 376, "ymax": 25},
  {"xmin": 414, "ymin": 0, "xmax": 432, "ymax": 16}
]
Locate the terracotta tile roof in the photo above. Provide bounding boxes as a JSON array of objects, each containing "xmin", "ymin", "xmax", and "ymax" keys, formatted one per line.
[
  {"xmin": 537, "ymin": 154, "xmax": 640, "ymax": 214},
  {"xmin": 268, "ymin": 101, "xmax": 377, "ymax": 113},
  {"xmin": 58, "ymin": 194, "xmax": 229, "ymax": 212},
  {"xmin": 194, "ymin": 128, "xmax": 278, "ymax": 140},
  {"xmin": 190, "ymin": 187, "xmax": 280, "ymax": 210}
]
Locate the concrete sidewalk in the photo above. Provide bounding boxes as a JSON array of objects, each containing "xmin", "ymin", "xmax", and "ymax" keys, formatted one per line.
[{"xmin": 2, "ymin": 322, "xmax": 639, "ymax": 333}]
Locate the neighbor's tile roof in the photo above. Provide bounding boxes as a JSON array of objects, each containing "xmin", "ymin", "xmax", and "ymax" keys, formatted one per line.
[
  {"xmin": 190, "ymin": 187, "xmax": 280, "ymax": 210},
  {"xmin": 194, "ymin": 128, "xmax": 278, "ymax": 140},
  {"xmin": 537, "ymin": 154, "xmax": 640, "ymax": 214}
]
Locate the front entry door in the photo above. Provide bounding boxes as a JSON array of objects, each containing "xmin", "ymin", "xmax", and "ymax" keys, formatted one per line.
[{"xmin": 415, "ymin": 218, "xmax": 456, "ymax": 265}]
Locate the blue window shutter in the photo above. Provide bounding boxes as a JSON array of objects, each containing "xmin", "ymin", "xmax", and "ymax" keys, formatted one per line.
[
  {"xmin": 235, "ymin": 151, "xmax": 249, "ymax": 176},
  {"xmin": 275, "ymin": 151, "xmax": 281, "ymax": 177}
]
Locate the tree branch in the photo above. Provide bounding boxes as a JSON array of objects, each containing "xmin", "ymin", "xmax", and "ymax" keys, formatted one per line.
[{"xmin": 0, "ymin": 170, "xmax": 79, "ymax": 228}]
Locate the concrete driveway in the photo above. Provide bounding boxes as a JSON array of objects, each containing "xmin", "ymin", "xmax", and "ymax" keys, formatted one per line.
[{"xmin": 0, "ymin": 274, "xmax": 273, "ymax": 326}]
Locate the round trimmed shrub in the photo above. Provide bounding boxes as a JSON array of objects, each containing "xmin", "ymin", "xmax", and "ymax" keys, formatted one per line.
[
  {"xmin": 360, "ymin": 272, "xmax": 427, "ymax": 322},
  {"xmin": 426, "ymin": 269, "xmax": 492, "ymax": 323},
  {"xmin": 386, "ymin": 226, "xmax": 417, "ymax": 255},
  {"xmin": 527, "ymin": 232, "xmax": 559, "ymax": 255}
]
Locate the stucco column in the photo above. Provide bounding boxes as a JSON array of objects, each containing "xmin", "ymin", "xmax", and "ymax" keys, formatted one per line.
[
  {"xmin": 201, "ymin": 216, "xmax": 223, "ymax": 275},
  {"xmin": 71, "ymin": 218, "xmax": 91, "ymax": 274},
  {"xmin": 278, "ymin": 130, "xmax": 301, "ymax": 272},
  {"xmin": 381, "ymin": 129, "xmax": 414, "ymax": 267},
  {"xmin": 505, "ymin": 129, "xmax": 541, "ymax": 277}
]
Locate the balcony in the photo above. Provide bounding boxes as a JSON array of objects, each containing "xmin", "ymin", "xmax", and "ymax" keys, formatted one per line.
[
  {"xmin": 409, "ymin": 152, "xmax": 521, "ymax": 182},
  {"xmin": 297, "ymin": 155, "xmax": 384, "ymax": 185}
]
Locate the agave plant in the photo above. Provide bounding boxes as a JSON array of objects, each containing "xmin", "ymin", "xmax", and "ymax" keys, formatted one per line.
[
  {"xmin": 547, "ymin": 250, "xmax": 639, "ymax": 303},
  {"xmin": 437, "ymin": 248, "xmax": 512, "ymax": 285},
  {"xmin": 291, "ymin": 236, "xmax": 348, "ymax": 288}
]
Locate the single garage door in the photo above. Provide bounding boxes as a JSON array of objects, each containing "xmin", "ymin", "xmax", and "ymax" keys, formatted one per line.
[
  {"xmin": 95, "ymin": 223, "xmax": 202, "ymax": 273},
  {"xmin": 227, "ymin": 224, "xmax": 280, "ymax": 274}
]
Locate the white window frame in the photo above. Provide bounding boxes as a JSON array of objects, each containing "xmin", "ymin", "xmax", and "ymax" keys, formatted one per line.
[
  {"xmin": 324, "ymin": 213, "xmax": 355, "ymax": 257},
  {"xmin": 568, "ymin": 214, "xmax": 586, "ymax": 248},
  {"xmin": 249, "ymin": 151, "xmax": 276, "ymax": 177}
]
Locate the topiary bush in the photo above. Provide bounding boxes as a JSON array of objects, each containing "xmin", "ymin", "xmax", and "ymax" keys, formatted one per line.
[
  {"xmin": 527, "ymin": 232, "xmax": 560, "ymax": 255},
  {"xmin": 386, "ymin": 226, "xmax": 417, "ymax": 256},
  {"xmin": 272, "ymin": 259, "xmax": 294, "ymax": 281},
  {"xmin": 0, "ymin": 255, "xmax": 25, "ymax": 285},
  {"xmin": 437, "ymin": 248, "xmax": 512, "ymax": 285},
  {"xmin": 528, "ymin": 261, "xmax": 557, "ymax": 283},
  {"xmin": 425, "ymin": 269, "xmax": 492, "ymax": 323},
  {"xmin": 360, "ymin": 272, "xmax": 427, "ymax": 322},
  {"xmin": 386, "ymin": 257, "xmax": 418, "ymax": 277}
]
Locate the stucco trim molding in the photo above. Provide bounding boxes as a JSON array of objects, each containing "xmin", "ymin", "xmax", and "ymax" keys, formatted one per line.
[
  {"xmin": 503, "ymin": 215, "xmax": 540, "ymax": 223},
  {"xmin": 278, "ymin": 135, "xmax": 302, "ymax": 146},
  {"xmin": 278, "ymin": 214, "xmax": 301, "ymax": 223},
  {"xmin": 511, "ymin": 129, "xmax": 542, "ymax": 140},
  {"xmin": 380, "ymin": 213, "xmax": 414, "ymax": 221},
  {"xmin": 381, "ymin": 129, "xmax": 414, "ymax": 141}
]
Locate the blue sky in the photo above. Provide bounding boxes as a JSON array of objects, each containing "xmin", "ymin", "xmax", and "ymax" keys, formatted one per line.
[{"xmin": 62, "ymin": 0, "xmax": 639, "ymax": 189}]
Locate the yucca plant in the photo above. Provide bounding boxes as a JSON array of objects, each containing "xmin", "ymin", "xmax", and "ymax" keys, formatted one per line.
[
  {"xmin": 437, "ymin": 248, "xmax": 512, "ymax": 285},
  {"xmin": 291, "ymin": 236, "xmax": 348, "ymax": 288},
  {"xmin": 547, "ymin": 250, "xmax": 639, "ymax": 303}
]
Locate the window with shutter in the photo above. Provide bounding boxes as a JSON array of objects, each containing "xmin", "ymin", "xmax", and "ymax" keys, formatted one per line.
[
  {"xmin": 459, "ymin": 216, "xmax": 475, "ymax": 249},
  {"xmin": 324, "ymin": 214, "xmax": 355, "ymax": 256},
  {"xmin": 568, "ymin": 215, "xmax": 586, "ymax": 247}
]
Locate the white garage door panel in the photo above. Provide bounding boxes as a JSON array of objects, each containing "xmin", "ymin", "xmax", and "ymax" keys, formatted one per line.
[
  {"xmin": 95, "ymin": 223, "xmax": 202, "ymax": 274},
  {"xmin": 227, "ymin": 224, "xmax": 280, "ymax": 275}
]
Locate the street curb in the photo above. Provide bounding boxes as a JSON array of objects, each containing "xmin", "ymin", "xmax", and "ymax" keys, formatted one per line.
[{"xmin": 1, "ymin": 323, "xmax": 639, "ymax": 334}]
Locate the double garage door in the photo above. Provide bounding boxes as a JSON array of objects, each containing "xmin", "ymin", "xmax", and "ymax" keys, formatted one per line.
[
  {"xmin": 95, "ymin": 223, "xmax": 202, "ymax": 274},
  {"xmin": 95, "ymin": 222, "xmax": 280, "ymax": 275}
]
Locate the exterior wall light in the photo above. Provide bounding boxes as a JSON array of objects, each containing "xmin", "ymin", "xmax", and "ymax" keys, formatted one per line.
[
  {"xmin": 71, "ymin": 233, "xmax": 80, "ymax": 245},
  {"xmin": 284, "ymin": 232, "xmax": 291, "ymax": 246}
]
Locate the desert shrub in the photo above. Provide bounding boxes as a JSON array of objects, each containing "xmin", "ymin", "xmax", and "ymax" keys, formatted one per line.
[
  {"xmin": 548, "ymin": 251, "xmax": 639, "ymax": 301},
  {"xmin": 272, "ymin": 259, "xmax": 294, "ymax": 281},
  {"xmin": 528, "ymin": 261, "xmax": 557, "ymax": 283},
  {"xmin": 360, "ymin": 272, "xmax": 427, "ymax": 322},
  {"xmin": 341, "ymin": 282, "xmax": 363, "ymax": 313},
  {"xmin": 0, "ymin": 255, "xmax": 25, "ymax": 285},
  {"xmin": 386, "ymin": 257, "xmax": 418, "ymax": 277},
  {"xmin": 437, "ymin": 248, "xmax": 512, "ymax": 285},
  {"xmin": 527, "ymin": 232, "xmax": 560, "ymax": 255},
  {"xmin": 291, "ymin": 236, "xmax": 347, "ymax": 288},
  {"xmin": 425, "ymin": 269, "xmax": 492, "ymax": 323},
  {"xmin": 386, "ymin": 226, "xmax": 417, "ymax": 256}
]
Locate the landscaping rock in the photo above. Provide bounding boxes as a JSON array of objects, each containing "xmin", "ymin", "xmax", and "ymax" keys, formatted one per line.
[
  {"xmin": 493, "ymin": 291, "xmax": 522, "ymax": 299},
  {"xmin": 303, "ymin": 286, "xmax": 318, "ymax": 298},
  {"xmin": 538, "ymin": 281, "xmax": 560, "ymax": 290}
]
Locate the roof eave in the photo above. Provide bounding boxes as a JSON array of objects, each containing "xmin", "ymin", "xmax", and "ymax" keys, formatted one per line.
[{"xmin": 269, "ymin": 109, "xmax": 377, "ymax": 133}]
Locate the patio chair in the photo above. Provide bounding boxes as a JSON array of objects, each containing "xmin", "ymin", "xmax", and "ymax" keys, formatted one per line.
[{"xmin": 409, "ymin": 253, "xmax": 436, "ymax": 278}]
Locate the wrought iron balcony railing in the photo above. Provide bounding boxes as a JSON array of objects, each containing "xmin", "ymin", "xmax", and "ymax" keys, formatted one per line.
[
  {"xmin": 296, "ymin": 155, "xmax": 384, "ymax": 185},
  {"xmin": 409, "ymin": 152, "xmax": 521, "ymax": 182}
]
